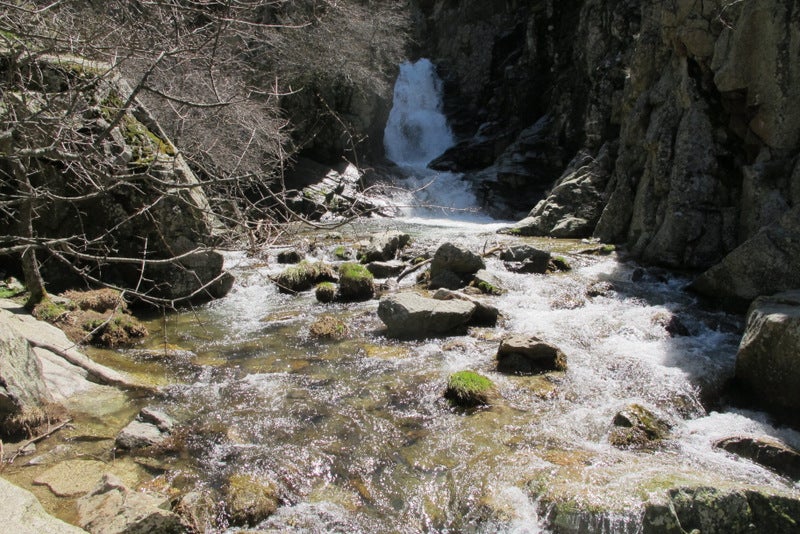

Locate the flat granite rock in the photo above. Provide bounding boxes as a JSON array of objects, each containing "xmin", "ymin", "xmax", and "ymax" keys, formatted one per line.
[{"xmin": 0, "ymin": 476, "xmax": 86, "ymax": 533}]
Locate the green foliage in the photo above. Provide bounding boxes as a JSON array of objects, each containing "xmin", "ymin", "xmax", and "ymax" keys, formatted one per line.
[
  {"xmin": 445, "ymin": 371, "xmax": 496, "ymax": 408},
  {"xmin": 0, "ymin": 287, "xmax": 20, "ymax": 299},
  {"xmin": 83, "ymin": 313, "xmax": 148, "ymax": 348},
  {"xmin": 332, "ymin": 246, "xmax": 350, "ymax": 260}
]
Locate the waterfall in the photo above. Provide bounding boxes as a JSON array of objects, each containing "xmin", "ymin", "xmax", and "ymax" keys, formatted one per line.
[
  {"xmin": 384, "ymin": 58, "xmax": 454, "ymax": 167},
  {"xmin": 382, "ymin": 59, "xmax": 498, "ymax": 223}
]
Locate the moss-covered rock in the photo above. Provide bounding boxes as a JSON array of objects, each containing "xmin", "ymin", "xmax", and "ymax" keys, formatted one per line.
[
  {"xmin": 275, "ymin": 260, "xmax": 337, "ymax": 293},
  {"xmin": 315, "ymin": 281, "xmax": 337, "ymax": 303},
  {"xmin": 444, "ymin": 371, "xmax": 496, "ymax": 408},
  {"xmin": 83, "ymin": 313, "xmax": 148, "ymax": 348},
  {"xmin": 337, "ymin": 262, "xmax": 374, "ymax": 302},
  {"xmin": 309, "ymin": 315, "xmax": 349, "ymax": 340},
  {"xmin": 609, "ymin": 404, "xmax": 671, "ymax": 449},
  {"xmin": 224, "ymin": 474, "xmax": 280, "ymax": 527}
]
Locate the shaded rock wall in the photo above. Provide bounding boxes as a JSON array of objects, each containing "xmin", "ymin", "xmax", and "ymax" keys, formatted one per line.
[
  {"xmin": 0, "ymin": 55, "xmax": 232, "ymax": 303},
  {"xmin": 416, "ymin": 0, "xmax": 800, "ymax": 304}
]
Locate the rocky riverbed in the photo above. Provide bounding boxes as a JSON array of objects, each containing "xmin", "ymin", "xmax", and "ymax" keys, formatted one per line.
[{"xmin": 3, "ymin": 217, "xmax": 799, "ymax": 533}]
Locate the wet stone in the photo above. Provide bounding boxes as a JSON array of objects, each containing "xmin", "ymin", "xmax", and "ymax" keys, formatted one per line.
[
  {"xmin": 365, "ymin": 260, "xmax": 406, "ymax": 278},
  {"xmin": 116, "ymin": 420, "xmax": 167, "ymax": 450},
  {"xmin": 496, "ymin": 334, "xmax": 567, "ymax": 375},
  {"xmin": 715, "ymin": 435, "xmax": 800, "ymax": 481},
  {"xmin": 609, "ymin": 404, "xmax": 671, "ymax": 449}
]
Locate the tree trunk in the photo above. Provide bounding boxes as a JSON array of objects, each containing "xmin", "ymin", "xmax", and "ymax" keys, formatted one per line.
[{"xmin": 12, "ymin": 159, "xmax": 48, "ymax": 309}]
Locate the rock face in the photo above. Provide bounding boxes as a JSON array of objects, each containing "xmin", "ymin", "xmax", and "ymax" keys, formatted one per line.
[
  {"xmin": 0, "ymin": 477, "xmax": 86, "ymax": 534},
  {"xmin": 0, "ymin": 53, "xmax": 231, "ymax": 303},
  {"xmin": 734, "ymin": 290, "xmax": 800, "ymax": 418},
  {"xmin": 641, "ymin": 486, "xmax": 800, "ymax": 534},
  {"xmin": 416, "ymin": 0, "xmax": 800, "ymax": 304},
  {"xmin": 377, "ymin": 292, "xmax": 476, "ymax": 339}
]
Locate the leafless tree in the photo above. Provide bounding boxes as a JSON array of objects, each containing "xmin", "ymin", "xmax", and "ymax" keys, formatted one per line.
[{"xmin": 0, "ymin": 0, "xmax": 410, "ymax": 309}]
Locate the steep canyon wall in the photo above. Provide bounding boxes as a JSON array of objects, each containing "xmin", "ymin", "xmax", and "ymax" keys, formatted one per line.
[{"xmin": 415, "ymin": 0, "xmax": 800, "ymax": 306}]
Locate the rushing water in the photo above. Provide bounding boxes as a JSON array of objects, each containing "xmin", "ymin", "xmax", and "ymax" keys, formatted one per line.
[{"xmin": 13, "ymin": 59, "xmax": 800, "ymax": 532}]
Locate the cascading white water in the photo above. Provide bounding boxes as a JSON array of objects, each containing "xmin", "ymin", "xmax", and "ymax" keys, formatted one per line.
[
  {"xmin": 382, "ymin": 59, "xmax": 495, "ymax": 223},
  {"xmin": 384, "ymin": 59, "xmax": 455, "ymax": 167}
]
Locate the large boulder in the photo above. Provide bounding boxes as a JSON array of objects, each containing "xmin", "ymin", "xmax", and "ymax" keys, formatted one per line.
[
  {"xmin": 691, "ymin": 206, "xmax": 800, "ymax": 308},
  {"xmin": 377, "ymin": 292, "xmax": 476, "ymax": 339},
  {"xmin": 0, "ymin": 477, "xmax": 86, "ymax": 534},
  {"xmin": 734, "ymin": 290, "xmax": 800, "ymax": 418},
  {"xmin": 429, "ymin": 243, "xmax": 485, "ymax": 287},
  {"xmin": 715, "ymin": 436, "xmax": 800, "ymax": 481},
  {"xmin": 496, "ymin": 334, "xmax": 567, "ymax": 374},
  {"xmin": 358, "ymin": 231, "xmax": 410, "ymax": 263},
  {"xmin": 0, "ymin": 315, "xmax": 53, "ymax": 430},
  {"xmin": 642, "ymin": 487, "xmax": 800, "ymax": 534},
  {"xmin": 0, "ymin": 53, "xmax": 232, "ymax": 303}
]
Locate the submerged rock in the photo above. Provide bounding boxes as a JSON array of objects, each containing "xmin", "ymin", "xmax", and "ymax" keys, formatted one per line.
[
  {"xmin": 33, "ymin": 459, "xmax": 110, "ymax": 498},
  {"xmin": 715, "ymin": 436, "xmax": 800, "ymax": 481},
  {"xmin": 496, "ymin": 334, "xmax": 567, "ymax": 375},
  {"xmin": 116, "ymin": 407, "xmax": 173, "ymax": 451},
  {"xmin": 377, "ymin": 292, "xmax": 476, "ymax": 339},
  {"xmin": 78, "ymin": 473, "xmax": 185, "ymax": 534},
  {"xmin": 224, "ymin": 473, "xmax": 280, "ymax": 528},
  {"xmin": 735, "ymin": 290, "xmax": 800, "ymax": 418}
]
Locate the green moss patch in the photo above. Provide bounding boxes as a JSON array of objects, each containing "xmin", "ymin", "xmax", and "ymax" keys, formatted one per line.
[
  {"xmin": 444, "ymin": 371, "xmax": 496, "ymax": 408},
  {"xmin": 337, "ymin": 262, "xmax": 374, "ymax": 302},
  {"xmin": 275, "ymin": 260, "xmax": 337, "ymax": 293},
  {"xmin": 315, "ymin": 282, "xmax": 337, "ymax": 303}
]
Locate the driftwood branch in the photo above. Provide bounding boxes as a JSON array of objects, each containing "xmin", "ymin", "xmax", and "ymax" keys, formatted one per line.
[
  {"xmin": 3, "ymin": 419, "xmax": 72, "ymax": 465},
  {"xmin": 26, "ymin": 339, "xmax": 155, "ymax": 392}
]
